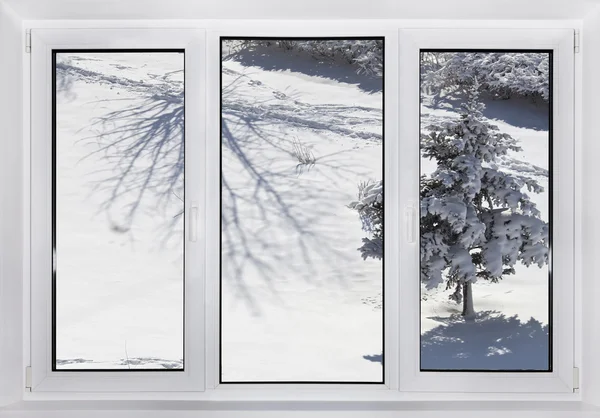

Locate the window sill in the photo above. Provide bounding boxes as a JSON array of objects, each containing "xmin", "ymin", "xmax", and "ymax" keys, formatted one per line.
[
  {"xmin": 2, "ymin": 400, "xmax": 599, "ymax": 418},
  {"xmin": 19, "ymin": 388, "xmax": 582, "ymax": 402}
]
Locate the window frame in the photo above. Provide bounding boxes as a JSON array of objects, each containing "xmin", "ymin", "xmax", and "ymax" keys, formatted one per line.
[
  {"xmin": 29, "ymin": 27, "xmax": 207, "ymax": 392},
  {"xmin": 398, "ymin": 28, "xmax": 576, "ymax": 393},
  {"xmin": 23, "ymin": 23, "xmax": 579, "ymax": 400},
  {"xmin": 205, "ymin": 27, "xmax": 399, "ymax": 390}
]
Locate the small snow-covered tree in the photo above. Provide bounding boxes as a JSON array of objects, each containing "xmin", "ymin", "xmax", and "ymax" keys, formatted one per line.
[
  {"xmin": 349, "ymin": 180, "xmax": 383, "ymax": 260},
  {"xmin": 420, "ymin": 84, "xmax": 548, "ymax": 317}
]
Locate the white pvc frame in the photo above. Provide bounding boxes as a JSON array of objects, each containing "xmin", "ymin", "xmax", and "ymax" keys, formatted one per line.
[
  {"xmin": 24, "ymin": 24, "xmax": 578, "ymax": 399},
  {"xmin": 204, "ymin": 27, "xmax": 400, "ymax": 392},
  {"xmin": 398, "ymin": 28, "xmax": 575, "ymax": 393},
  {"xmin": 29, "ymin": 28, "xmax": 206, "ymax": 392}
]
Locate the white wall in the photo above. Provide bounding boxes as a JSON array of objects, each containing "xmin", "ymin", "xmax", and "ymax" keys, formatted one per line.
[
  {"xmin": 1, "ymin": 405, "xmax": 600, "ymax": 418},
  {"xmin": 0, "ymin": 0, "xmax": 23, "ymax": 408},
  {"xmin": 2, "ymin": 0, "xmax": 600, "ymax": 415},
  {"xmin": 1, "ymin": 0, "xmax": 592, "ymax": 20},
  {"xmin": 582, "ymin": 3, "xmax": 600, "ymax": 408}
]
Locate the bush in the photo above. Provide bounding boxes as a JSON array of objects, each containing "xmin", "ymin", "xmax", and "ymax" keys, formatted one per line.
[
  {"xmin": 348, "ymin": 180, "xmax": 383, "ymax": 260},
  {"xmin": 422, "ymin": 52, "xmax": 549, "ymax": 101},
  {"xmin": 291, "ymin": 137, "xmax": 316, "ymax": 166},
  {"xmin": 238, "ymin": 39, "xmax": 383, "ymax": 77}
]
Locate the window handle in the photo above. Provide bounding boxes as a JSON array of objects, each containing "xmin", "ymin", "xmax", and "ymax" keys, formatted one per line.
[
  {"xmin": 189, "ymin": 202, "xmax": 198, "ymax": 242},
  {"xmin": 405, "ymin": 204, "xmax": 416, "ymax": 243}
]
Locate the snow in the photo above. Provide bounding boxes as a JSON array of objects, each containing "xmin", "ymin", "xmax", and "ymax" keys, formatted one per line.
[
  {"xmin": 221, "ymin": 43, "xmax": 383, "ymax": 382},
  {"xmin": 53, "ymin": 46, "xmax": 549, "ymax": 376},
  {"xmin": 54, "ymin": 45, "xmax": 384, "ymax": 379},
  {"xmin": 420, "ymin": 82, "xmax": 550, "ymax": 371},
  {"xmin": 55, "ymin": 52, "xmax": 184, "ymax": 369}
]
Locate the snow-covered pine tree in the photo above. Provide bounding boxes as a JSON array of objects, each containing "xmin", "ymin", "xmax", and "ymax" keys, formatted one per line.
[
  {"xmin": 349, "ymin": 180, "xmax": 383, "ymax": 260},
  {"xmin": 420, "ymin": 83, "xmax": 548, "ymax": 317}
]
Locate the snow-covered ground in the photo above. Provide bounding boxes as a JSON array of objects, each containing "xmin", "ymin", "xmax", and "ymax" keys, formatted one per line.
[
  {"xmin": 53, "ymin": 46, "xmax": 549, "ymax": 375},
  {"xmin": 54, "ymin": 46, "xmax": 384, "ymax": 378},
  {"xmin": 55, "ymin": 52, "xmax": 184, "ymax": 369},
  {"xmin": 420, "ymin": 91, "xmax": 550, "ymax": 371},
  {"xmin": 221, "ymin": 44, "xmax": 383, "ymax": 382}
]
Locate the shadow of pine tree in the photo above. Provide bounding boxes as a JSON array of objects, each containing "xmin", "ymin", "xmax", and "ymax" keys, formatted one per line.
[{"xmin": 421, "ymin": 311, "xmax": 549, "ymax": 371}]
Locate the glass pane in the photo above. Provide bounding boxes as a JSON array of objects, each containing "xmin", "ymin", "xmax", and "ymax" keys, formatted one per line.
[
  {"xmin": 419, "ymin": 51, "xmax": 552, "ymax": 371},
  {"xmin": 220, "ymin": 38, "xmax": 384, "ymax": 382},
  {"xmin": 54, "ymin": 51, "xmax": 184, "ymax": 370}
]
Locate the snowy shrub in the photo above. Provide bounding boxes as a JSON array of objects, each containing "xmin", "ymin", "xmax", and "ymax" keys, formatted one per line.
[
  {"xmin": 422, "ymin": 52, "xmax": 550, "ymax": 101},
  {"xmin": 349, "ymin": 180, "xmax": 383, "ymax": 260},
  {"xmin": 238, "ymin": 40, "xmax": 383, "ymax": 77},
  {"xmin": 292, "ymin": 137, "xmax": 316, "ymax": 167},
  {"xmin": 420, "ymin": 84, "xmax": 548, "ymax": 317}
]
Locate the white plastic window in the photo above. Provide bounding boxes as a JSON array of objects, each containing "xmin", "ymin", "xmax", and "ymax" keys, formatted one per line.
[{"xmin": 27, "ymin": 25, "xmax": 576, "ymax": 398}]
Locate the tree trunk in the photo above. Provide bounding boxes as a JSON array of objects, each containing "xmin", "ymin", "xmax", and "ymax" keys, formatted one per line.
[{"xmin": 461, "ymin": 281, "xmax": 475, "ymax": 319}]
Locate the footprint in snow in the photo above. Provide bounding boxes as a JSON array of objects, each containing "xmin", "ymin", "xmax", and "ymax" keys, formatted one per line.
[{"xmin": 273, "ymin": 91, "xmax": 287, "ymax": 100}]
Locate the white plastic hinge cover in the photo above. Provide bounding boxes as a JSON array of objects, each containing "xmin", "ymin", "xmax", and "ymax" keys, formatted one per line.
[
  {"xmin": 25, "ymin": 366, "xmax": 32, "ymax": 390},
  {"xmin": 25, "ymin": 29, "xmax": 31, "ymax": 53}
]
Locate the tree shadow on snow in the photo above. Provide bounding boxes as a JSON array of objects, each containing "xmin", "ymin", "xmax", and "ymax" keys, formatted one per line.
[
  {"xmin": 79, "ymin": 91, "xmax": 184, "ymax": 245},
  {"xmin": 56, "ymin": 62, "xmax": 77, "ymax": 101},
  {"xmin": 221, "ymin": 70, "xmax": 379, "ymax": 313},
  {"xmin": 224, "ymin": 43, "xmax": 382, "ymax": 94},
  {"xmin": 64, "ymin": 57, "xmax": 379, "ymax": 314},
  {"xmin": 54, "ymin": 58, "xmax": 185, "ymax": 248},
  {"xmin": 55, "ymin": 357, "xmax": 182, "ymax": 369},
  {"xmin": 421, "ymin": 311, "xmax": 549, "ymax": 371},
  {"xmin": 480, "ymin": 94, "xmax": 549, "ymax": 132},
  {"xmin": 118, "ymin": 356, "xmax": 183, "ymax": 370},
  {"xmin": 423, "ymin": 90, "xmax": 549, "ymax": 131},
  {"xmin": 363, "ymin": 353, "xmax": 382, "ymax": 364},
  {"xmin": 55, "ymin": 358, "xmax": 95, "ymax": 366}
]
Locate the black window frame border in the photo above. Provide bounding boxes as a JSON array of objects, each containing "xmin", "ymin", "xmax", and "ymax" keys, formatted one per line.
[
  {"xmin": 219, "ymin": 36, "xmax": 386, "ymax": 385},
  {"xmin": 418, "ymin": 48, "xmax": 554, "ymax": 373},
  {"xmin": 51, "ymin": 48, "xmax": 187, "ymax": 372}
]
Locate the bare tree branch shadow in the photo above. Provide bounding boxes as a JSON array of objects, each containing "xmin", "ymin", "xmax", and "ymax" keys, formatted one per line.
[
  {"xmin": 59, "ymin": 53, "xmax": 382, "ymax": 317},
  {"xmin": 221, "ymin": 67, "xmax": 382, "ymax": 313},
  {"xmin": 78, "ymin": 91, "xmax": 185, "ymax": 245},
  {"xmin": 55, "ymin": 53, "xmax": 186, "ymax": 249}
]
